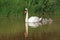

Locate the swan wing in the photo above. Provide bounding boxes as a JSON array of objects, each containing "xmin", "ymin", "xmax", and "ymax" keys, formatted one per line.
[{"xmin": 28, "ymin": 16, "xmax": 40, "ymax": 22}]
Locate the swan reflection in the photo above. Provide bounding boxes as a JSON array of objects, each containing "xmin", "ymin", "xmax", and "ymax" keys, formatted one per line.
[
  {"xmin": 24, "ymin": 18, "xmax": 53, "ymax": 37},
  {"xmin": 24, "ymin": 22, "xmax": 41, "ymax": 37}
]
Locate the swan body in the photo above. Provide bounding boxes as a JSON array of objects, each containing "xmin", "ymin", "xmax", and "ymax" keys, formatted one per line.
[
  {"xmin": 28, "ymin": 16, "xmax": 42, "ymax": 22},
  {"xmin": 28, "ymin": 22, "xmax": 42, "ymax": 28}
]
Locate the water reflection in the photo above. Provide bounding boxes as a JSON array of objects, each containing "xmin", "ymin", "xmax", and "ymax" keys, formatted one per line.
[
  {"xmin": 42, "ymin": 18, "xmax": 53, "ymax": 25},
  {"xmin": 25, "ymin": 18, "xmax": 53, "ymax": 37}
]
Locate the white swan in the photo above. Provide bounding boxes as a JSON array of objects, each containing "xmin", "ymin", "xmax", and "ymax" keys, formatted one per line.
[
  {"xmin": 25, "ymin": 8, "xmax": 42, "ymax": 22},
  {"xmin": 28, "ymin": 22, "xmax": 42, "ymax": 28},
  {"xmin": 24, "ymin": 8, "xmax": 42, "ymax": 37}
]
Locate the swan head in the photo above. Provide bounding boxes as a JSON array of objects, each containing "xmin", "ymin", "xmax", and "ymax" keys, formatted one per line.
[{"xmin": 24, "ymin": 8, "xmax": 28, "ymax": 14}]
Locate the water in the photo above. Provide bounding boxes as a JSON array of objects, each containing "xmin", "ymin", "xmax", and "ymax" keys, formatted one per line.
[{"xmin": 0, "ymin": 17, "xmax": 60, "ymax": 40}]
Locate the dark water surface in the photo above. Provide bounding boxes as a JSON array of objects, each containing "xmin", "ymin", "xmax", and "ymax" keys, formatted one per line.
[{"xmin": 0, "ymin": 17, "xmax": 60, "ymax": 40}]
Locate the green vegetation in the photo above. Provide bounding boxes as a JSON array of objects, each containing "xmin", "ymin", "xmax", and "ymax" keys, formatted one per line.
[{"xmin": 0, "ymin": 0, "xmax": 60, "ymax": 18}]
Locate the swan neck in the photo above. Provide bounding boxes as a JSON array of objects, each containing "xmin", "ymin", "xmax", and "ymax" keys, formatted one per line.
[{"xmin": 25, "ymin": 12, "xmax": 28, "ymax": 22}]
